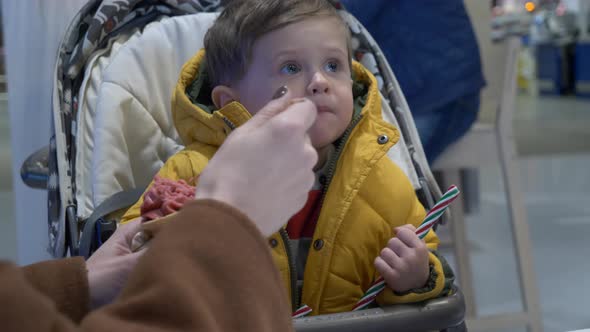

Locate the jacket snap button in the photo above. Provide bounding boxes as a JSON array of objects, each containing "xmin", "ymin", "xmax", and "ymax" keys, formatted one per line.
[
  {"xmin": 313, "ymin": 239, "xmax": 324, "ymax": 250},
  {"xmin": 378, "ymin": 135, "xmax": 389, "ymax": 144},
  {"xmin": 269, "ymin": 238, "xmax": 278, "ymax": 248}
]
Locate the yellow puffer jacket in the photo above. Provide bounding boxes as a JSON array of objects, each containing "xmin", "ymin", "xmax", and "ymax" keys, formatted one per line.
[{"xmin": 121, "ymin": 49, "xmax": 452, "ymax": 315}]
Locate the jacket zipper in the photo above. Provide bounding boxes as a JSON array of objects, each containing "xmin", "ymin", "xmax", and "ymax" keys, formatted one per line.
[
  {"xmin": 320, "ymin": 113, "xmax": 364, "ymax": 200},
  {"xmin": 224, "ymin": 112, "xmax": 364, "ymax": 313},
  {"xmin": 290, "ymin": 113, "xmax": 365, "ymax": 312},
  {"xmin": 224, "ymin": 113, "xmax": 299, "ymax": 310},
  {"xmin": 222, "ymin": 117, "xmax": 237, "ymax": 131},
  {"xmin": 279, "ymin": 228, "xmax": 299, "ymax": 311}
]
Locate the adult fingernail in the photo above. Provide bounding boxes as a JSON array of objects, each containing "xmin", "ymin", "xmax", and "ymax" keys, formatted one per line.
[
  {"xmin": 272, "ymin": 86, "xmax": 288, "ymax": 100},
  {"xmin": 288, "ymin": 98, "xmax": 307, "ymax": 105}
]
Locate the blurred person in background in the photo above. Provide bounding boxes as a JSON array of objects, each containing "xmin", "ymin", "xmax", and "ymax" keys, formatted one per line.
[{"xmin": 342, "ymin": 0, "xmax": 486, "ymax": 164}]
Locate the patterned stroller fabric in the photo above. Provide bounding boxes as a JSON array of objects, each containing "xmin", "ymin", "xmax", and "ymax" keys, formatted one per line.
[
  {"xmin": 48, "ymin": 0, "xmax": 223, "ymax": 257},
  {"xmin": 47, "ymin": 0, "xmax": 439, "ymax": 258}
]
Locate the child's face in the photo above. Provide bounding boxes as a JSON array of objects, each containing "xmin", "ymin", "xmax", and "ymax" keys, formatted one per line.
[{"xmin": 234, "ymin": 17, "xmax": 354, "ymax": 150}]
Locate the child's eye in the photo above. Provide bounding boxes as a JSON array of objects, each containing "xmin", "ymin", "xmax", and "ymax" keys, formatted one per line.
[
  {"xmin": 280, "ymin": 63, "xmax": 301, "ymax": 75},
  {"xmin": 325, "ymin": 61, "xmax": 339, "ymax": 73}
]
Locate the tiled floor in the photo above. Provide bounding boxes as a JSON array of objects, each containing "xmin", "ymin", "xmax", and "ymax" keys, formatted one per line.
[
  {"xmin": 513, "ymin": 96, "xmax": 590, "ymax": 156},
  {"xmin": 438, "ymin": 94, "xmax": 590, "ymax": 331},
  {"xmin": 439, "ymin": 153, "xmax": 590, "ymax": 332},
  {"xmin": 0, "ymin": 94, "xmax": 589, "ymax": 331}
]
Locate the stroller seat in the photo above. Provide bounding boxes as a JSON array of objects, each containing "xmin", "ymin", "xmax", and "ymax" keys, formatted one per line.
[{"xmin": 21, "ymin": 1, "xmax": 465, "ymax": 331}]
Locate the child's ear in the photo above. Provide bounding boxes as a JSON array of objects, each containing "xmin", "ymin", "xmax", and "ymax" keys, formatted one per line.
[{"xmin": 211, "ymin": 85, "xmax": 238, "ymax": 109}]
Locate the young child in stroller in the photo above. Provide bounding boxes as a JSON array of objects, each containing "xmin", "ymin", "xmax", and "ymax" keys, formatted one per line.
[{"xmin": 121, "ymin": 0, "xmax": 454, "ymax": 315}]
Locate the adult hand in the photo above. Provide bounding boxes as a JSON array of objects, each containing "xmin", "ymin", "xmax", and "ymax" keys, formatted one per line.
[
  {"xmin": 195, "ymin": 87, "xmax": 318, "ymax": 236},
  {"xmin": 86, "ymin": 219, "xmax": 146, "ymax": 309}
]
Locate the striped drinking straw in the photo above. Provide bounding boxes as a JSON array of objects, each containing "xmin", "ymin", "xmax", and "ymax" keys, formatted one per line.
[{"xmin": 292, "ymin": 304, "xmax": 313, "ymax": 318}]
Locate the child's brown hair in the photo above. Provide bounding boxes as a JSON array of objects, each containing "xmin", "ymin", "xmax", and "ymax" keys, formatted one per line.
[{"xmin": 204, "ymin": 0, "xmax": 351, "ymax": 86}]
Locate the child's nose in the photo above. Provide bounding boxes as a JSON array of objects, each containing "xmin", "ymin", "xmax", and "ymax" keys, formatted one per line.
[{"xmin": 307, "ymin": 72, "xmax": 329, "ymax": 95}]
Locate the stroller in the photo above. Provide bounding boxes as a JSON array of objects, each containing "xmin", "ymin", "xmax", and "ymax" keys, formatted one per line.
[{"xmin": 21, "ymin": 1, "xmax": 466, "ymax": 331}]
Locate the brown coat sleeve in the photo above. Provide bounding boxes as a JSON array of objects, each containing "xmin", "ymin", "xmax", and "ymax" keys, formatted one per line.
[
  {"xmin": 0, "ymin": 199, "xmax": 293, "ymax": 332},
  {"xmin": 21, "ymin": 257, "xmax": 90, "ymax": 322}
]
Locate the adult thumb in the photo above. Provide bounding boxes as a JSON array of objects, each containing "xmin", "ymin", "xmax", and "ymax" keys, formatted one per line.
[
  {"xmin": 244, "ymin": 86, "xmax": 293, "ymax": 129},
  {"xmin": 268, "ymin": 97, "xmax": 317, "ymax": 134}
]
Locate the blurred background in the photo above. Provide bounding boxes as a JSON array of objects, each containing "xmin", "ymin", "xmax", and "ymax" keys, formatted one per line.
[
  {"xmin": 0, "ymin": 0, "xmax": 588, "ymax": 331},
  {"xmin": 442, "ymin": 1, "xmax": 590, "ymax": 331}
]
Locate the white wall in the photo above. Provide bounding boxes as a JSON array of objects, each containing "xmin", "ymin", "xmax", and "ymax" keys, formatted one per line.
[{"xmin": 2, "ymin": 0, "xmax": 86, "ymax": 264}]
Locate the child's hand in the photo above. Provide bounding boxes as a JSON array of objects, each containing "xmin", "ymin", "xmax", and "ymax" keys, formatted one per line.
[{"xmin": 374, "ymin": 224, "xmax": 430, "ymax": 293}]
